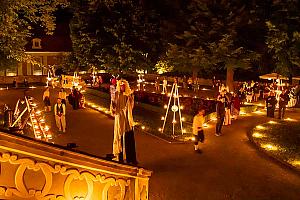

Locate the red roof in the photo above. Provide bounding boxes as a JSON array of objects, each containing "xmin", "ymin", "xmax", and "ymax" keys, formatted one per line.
[{"xmin": 25, "ymin": 35, "xmax": 72, "ymax": 52}]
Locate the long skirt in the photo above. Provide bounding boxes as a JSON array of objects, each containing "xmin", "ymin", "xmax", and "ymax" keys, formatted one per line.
[
  {"xmin": 44, "ymin": 97, "xmax": 51, "ymax": 106},
  {"xmin": 124, "ymin": 130, "xmax": 137, "ymax": 164},
  {"xmin": 224, "ymin": 108, "xmax": 231, "ymax": 125},
  {"xmin": 231, "ymin": 107, "xmax": 240, "ymax": 120}
]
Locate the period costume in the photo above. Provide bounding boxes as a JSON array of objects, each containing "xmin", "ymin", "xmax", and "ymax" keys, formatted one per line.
[
  {"xmin": 43, "ymin": 88, "xmax": 51, "ymax": 112},
  {"xmin": 71, "ymin": 88, "xmax": 80, "ymax": 110},
  {"xmin": 155, "ymin": 78, "xmax": 160, "ymax": 92},
  {"xmin": 193, "ymin": 112, "xmax": 205, "ymax": 151},
  {"xmin": 266, "ymin": 94, "xmax": 277, "ymax": 118},
  {"xmin": 112, "ymin": 80, "xmax": 137, "ymax": 164},
  {"xmin": 162, "ymin": 79, "xmax": 168, "ymax": 94},
  {"xmin": 231, "ymin": 95, "xmax": 240, "ymax": 120},
  {"xmin": 54, "ymin": 102, "xmax": 66, "ymax": 132},
  {"xmin": 223, "ymin": 95, "xmax": 231, "ymax": 126},
  {"xmin": 58, "ymin": 89, "xmax": 67, "ymax": 105},
  {"xmin": 278, "ymin": 91, "xmax": 290, "ymax": 119},
  {"xmin": 216, "ymin": 96, "xmax": 226, "ymax": 136}
]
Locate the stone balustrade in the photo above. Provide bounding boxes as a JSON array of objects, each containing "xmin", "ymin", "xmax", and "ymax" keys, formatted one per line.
[{"xmin": 0, "ymin": 132, "xmax": 151, "ymax": 200}]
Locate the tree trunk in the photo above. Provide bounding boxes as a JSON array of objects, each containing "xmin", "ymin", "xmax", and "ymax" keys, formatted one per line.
[
  {"xmin": 192, "ymin": 67, "xmax": 199, "ymax": 79},
  {"xmin": 226, "ymin": 64, "xmax": 234, "ymax": 92}
]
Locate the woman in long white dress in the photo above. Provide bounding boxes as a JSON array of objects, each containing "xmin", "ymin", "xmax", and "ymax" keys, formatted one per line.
[{"xmin": 112, "ymin": 79, "xmax": 137, "ymax": 164}]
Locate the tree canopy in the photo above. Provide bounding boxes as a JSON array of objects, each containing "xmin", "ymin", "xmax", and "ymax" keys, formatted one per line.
[
  {"xmin": 264, "ymin": 0, "xmax": 300, "ymax": 78},
  {"xmin": 69, "ymin": 0, "xmax": 162, "ymax": 72}
]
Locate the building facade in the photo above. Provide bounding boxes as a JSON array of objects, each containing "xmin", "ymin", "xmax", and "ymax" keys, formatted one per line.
[{"xmin": 0, "ymin": 35, "xmax": 71, "ymax": 77}]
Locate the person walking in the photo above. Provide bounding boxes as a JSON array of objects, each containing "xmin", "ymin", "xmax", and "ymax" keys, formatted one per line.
[
  {"xmin": 54, "ymin": 98, "xmax": 66, "ymax": 133},
  {"xmin": 278, "ymin": 89, "xmax": 290, "ymax": 119},
  {"xmin": 216, "ymin": 95, "xmax": 226, "ymax": 136},
  {"xmin": 112, "ymin": 79, "xmax": 137, "ymax": 165},
  {"xmin": 193, "ymin": 107, "xmax": 205, "ymax": 152},
  {"xmin": 162, "ymin": 78, "xmax": 168, "ymax": 94},
  {"xmin": 266, "ymin": 92, "xmax": 277, "ymax": 118},
  {"xmin": 24, "ymin": 78, "xmax": 29, "ymax": 87},
  {"xmin": 231, "ymin": 93, "xmax": 241, "ymax": 120},
  {"xmin": 58, "ymin": 88, "xmax": 67, "ymax": 105},
  {"xmin": 13, "ymin": 77, "xmax": 17, "ymax": 88},
  {"xmin": 253, "ymin": 83, "xmax": 260, "ymax": 102},
  {"xmin": 223, "ymin": 94, "xmax": 231, "ymax": 126},
  {"xmin": 155, "ymin": 77, "xmax": 160, "ymax": 92},
  {"xmin": 43, "ymin": 87, "xmax": 51, "ymax": 112},
  {"xmin": 71, "ymin": 86, "xmax": 79, "ymax": 110}
]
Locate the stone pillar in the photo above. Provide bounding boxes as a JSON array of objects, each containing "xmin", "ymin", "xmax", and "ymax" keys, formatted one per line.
[
  {"xmin": 27, "ymin": 63, "xmax": 32, "ymax": 75},
  {"xmin": 43, "ymin": 55, "xmax": 48, "ymax": 75},
  {"xmin": 17, "ymin": 63, "xmax": 23, "ymax": 76}
]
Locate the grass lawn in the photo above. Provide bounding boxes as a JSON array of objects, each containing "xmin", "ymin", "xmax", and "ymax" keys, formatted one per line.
[{"xmin": 250, "ymin": 120, "xmax": 300, "ymax": 170}]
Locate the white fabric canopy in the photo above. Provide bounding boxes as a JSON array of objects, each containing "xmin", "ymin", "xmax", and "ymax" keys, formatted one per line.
[
  {"xmin": 259, "ymin": 73, "xmax": 288, "ymax": 80},
  {"xmin": 292, "ymin": 76, "xmax": 300, "ymax": 80}
]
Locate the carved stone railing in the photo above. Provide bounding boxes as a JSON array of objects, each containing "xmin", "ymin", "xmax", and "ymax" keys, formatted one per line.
[{"xmin": 0, "ymin": 132, "xmax": 151, "ymax": 199}]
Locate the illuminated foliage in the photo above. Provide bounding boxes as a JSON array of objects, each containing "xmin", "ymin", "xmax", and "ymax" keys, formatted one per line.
[{"xmin": 155, "ymin": 60, "xmax": 174, "ymax": 74}]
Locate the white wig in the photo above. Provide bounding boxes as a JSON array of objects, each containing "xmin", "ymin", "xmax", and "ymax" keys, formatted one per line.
[{"xmin": 116, "ymin": 79, "xmax": 131, "ymax": 96}]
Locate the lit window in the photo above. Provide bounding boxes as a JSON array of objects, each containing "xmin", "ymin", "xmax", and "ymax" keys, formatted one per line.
[{"xmin": 32, "ymin": 38, "xmax": 42, "ymax": 49}]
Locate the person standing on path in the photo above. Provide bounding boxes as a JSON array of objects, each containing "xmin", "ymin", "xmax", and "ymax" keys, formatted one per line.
[
  {"xmin": 193, "ymin": 108, "xmax": 205, "ymax": 152},
  {"xmin": 54, "ymin": 98, "xmax": 66, "ymax": 133},
  {"xmin": 266, "ymin": 92, "xmax": 277, "ymax": 118},
  {"xmin": 162, "ymin": 78, "xmax": 168, "ymax": 94},
  {"xmin": 43, "ymin": 87, "xmax": 51, "ymax": 112},
  {"xmin": 216, "ymin": 95, "xmax": 226, "ymax": 136},
  {"xmin": 58, "ymin": 88, "xmax": 67, "ymax": 105},
  {"xmin": 223, "ymin": 94, "xmax": 231, "ymax": 126},
  {"xmin": 112, "ymin": 79, "xmax": 137, "ymax": 165},
  {"xmin": 155, "ymin": 77, "xmax": 160, "ymax": 92},
  {"xmin": 278, "ymin": 89, "xmax": 290, "ymax": 119},
  {"xmin": 231, "ymin": 93, "xmax": 240, "ymax": 120},
  {"xmin": 71, "ymin": 86, "xmax": 79, "ymax": 110}
]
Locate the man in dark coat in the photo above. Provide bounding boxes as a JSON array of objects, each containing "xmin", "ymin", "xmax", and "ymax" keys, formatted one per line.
[
  {"xmin": 266, "ymin": 92, "xmax": 277, "ymax": 118},
  {"xmin": 72, "ymin": 87, "xmax": 80, "ymax": 110},
  {"xmin": 278, "ymin": 89, "xmax": 290, "ymax": 119},
  {"xmin": 215, "ymin": 95, "xmax": 226, "ymax": 136}
]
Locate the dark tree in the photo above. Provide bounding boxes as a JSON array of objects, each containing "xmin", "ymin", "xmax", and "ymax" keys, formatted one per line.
[{"xmin": 69, "ymin": 0, "xmax": 162, "ymax": 72}]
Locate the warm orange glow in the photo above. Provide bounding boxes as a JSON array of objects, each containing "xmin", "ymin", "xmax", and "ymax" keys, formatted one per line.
[
  {"xmin": 289, "ymin": 160, "xmax": 300, "ymax": 166},
  {"xmin": 284, "ymin": 118, "xmax": 297, "ymax": 122},
  {"xmin": 255, "ymin": 125, "xmax": 266, "ymax": 130},
  {"xmin": 268, "ymin": 121, "xmax": 277, "ymax": 124},
  {"xmin": 252, "ymin": 132, "xmax": 265, "ymax": 138},
  {"xmin": 261, "ymin": 144, "xmax": 278, "ymax": 151}
]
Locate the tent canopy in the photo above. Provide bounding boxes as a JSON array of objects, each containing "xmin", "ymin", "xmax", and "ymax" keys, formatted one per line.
[
  {"xmin": 292, "ymin": 76, "xmax": 300, "ymax": 80},
  {"xmin": 259, "ymin": 73, "xmax": 288, "ymax": 80}
]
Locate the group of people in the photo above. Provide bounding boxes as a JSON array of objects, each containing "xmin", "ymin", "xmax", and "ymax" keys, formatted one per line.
[
  {"xmin": 192, "ymin": 79, "xmax": 300, "ymax": 152},
  {"xmin": 42, "ymin": 86, "xmax": 85, "ymax": 133},
  {"xmin": 192, "ymin": 87, "xmax": 241, "ymax": 152},
  {"xmin": 12, "ymin": 78, "xmax": 29, "ymax": 88},
  {"xmin": 154, "ymin": 76, "xmax": 211, "ymax": 93},
  {"xmin": 266, "ymin": 89, "xmax": 290, "ymax": 119}
]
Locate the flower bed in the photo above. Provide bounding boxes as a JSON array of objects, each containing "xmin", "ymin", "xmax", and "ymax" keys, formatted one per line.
[{"xmin": 249, "ymin": 120, "xmax": 300, "ymax": 171}]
